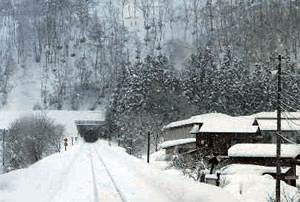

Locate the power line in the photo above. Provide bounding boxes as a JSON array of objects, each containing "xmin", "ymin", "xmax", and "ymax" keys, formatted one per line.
[
  {"xmin": 281, "ymin": 90, "xmax": 300, "ymax": 103},
  {"xmin": 282, "ymin": 94, "xmax": 300, "ymax": 105},
  {"xmin": 282, "ymin": 110, "xmax": 300, "ymax": 129},
  {"xmin": 280, "ymin": 111, "xmax": 299, "ymax": 144},
  {"xmin": 279, "ymin": 105, "xmax": 300, "ymax": 120},
  {"xmin": 280, "ymin": 101, "xmax": 300, "ymax": 112},
  {"xmin": 275, "ymin": 132, "xmax": 297, "ymax": 144},
  {"xmin": 280, "ymin": 109, "xmax": 300, "ymax": 126}
]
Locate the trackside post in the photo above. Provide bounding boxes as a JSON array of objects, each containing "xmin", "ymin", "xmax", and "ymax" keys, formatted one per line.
[
  {"xmin": 64, "ymin": 138, "xmax": 68, "ymax": 151},
  {"xmin": 147, "ymin": 131, "xmax": 150, "ymax": 163}
]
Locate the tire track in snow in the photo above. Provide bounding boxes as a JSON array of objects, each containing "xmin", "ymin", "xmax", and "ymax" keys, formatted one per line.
[{"xmin": 91, "ymin": 144, "xmax": 127, "ymax": 202}]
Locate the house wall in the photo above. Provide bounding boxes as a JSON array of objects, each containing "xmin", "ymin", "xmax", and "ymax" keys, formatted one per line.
[
  {"xmin": 163, "ymin": 125, "xmax": 196, "ymax": 141},
  {"xmin": 196, "ymin": 133, "xmax": 262, "ymax": 155}
]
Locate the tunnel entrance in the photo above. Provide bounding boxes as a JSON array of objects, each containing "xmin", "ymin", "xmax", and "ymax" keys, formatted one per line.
[{"xmin": 75, "ymin": 120, "xmax": 106, "ymax": 143}]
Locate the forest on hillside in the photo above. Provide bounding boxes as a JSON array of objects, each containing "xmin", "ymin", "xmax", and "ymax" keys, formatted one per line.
[{"xmin": 1, "ymin": 0, "xmax": 300, "ymax": 154}]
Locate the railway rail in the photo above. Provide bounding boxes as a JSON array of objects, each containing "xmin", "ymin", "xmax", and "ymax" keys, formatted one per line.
[{"xmin": 89, "ymin": 144, "xmax": 127, "ymax": 202}]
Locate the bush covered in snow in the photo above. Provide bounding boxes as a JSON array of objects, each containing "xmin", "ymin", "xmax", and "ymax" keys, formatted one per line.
[
  {"xmin": 169, "ymin": 152, "xmax": 211, "ymax": 181},
  {"xmin": 4, "ymin": 114, "xmax": 64, "ymax": 171}
]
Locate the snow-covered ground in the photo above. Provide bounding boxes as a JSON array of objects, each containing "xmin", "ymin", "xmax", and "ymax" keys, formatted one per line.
[
  {"xmin": 148, "ymin": 149, "xmax": 300, "ymax": 202},
  {"xmin": 221, "ymin": 164, "xmax": 300, "ymax": 202},
  {"xmin": 1, "ymin": 139, "xmax": 300, "ymax": 202},
  {"xmin": 0, "ymin": 140, "xmax": 239, "ymax": 202}
]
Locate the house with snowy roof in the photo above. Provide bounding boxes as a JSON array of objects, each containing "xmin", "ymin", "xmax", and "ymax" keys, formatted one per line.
[
  {"xmin": 193, "ymin": 115, "xmax": 261, "ymax": 155},
  {"xmin": 253, "ymin": 111, "xmax": 300, "ymax": 143},
  {"xmin": 228, "ymin": 143, "xmax": 300, "ymax": 186},
  {"xmin": 162, "ymin": 113, "xmax": 262, "ymax": 156}
]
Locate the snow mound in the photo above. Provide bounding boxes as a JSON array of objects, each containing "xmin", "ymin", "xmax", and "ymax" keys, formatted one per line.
[{"xmin": 221, "ymin": 164, "xmax": 300, "ymax": 202}]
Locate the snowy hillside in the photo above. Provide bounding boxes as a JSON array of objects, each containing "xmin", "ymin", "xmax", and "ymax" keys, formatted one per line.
[{"xmin": 0, "ymin": 140, "xmax": 239, "ymax": 202}]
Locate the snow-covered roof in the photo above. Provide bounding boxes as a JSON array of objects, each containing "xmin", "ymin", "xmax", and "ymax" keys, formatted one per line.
[
  {"xmin": 160, "ymin": 138, "xmax": 196, "ymax": 149},
  {"xmin": 163, "ymin": 113, "xmax": 258, "ymax": 134},
  {"xmin": 228, "ymin": 143, "xmax": 300, "ymax": 158},
  {"xmin": 163, "ymin": 113, "xmax": 231, "ymax": 130},
  {"xmin": 257, "ymin": 119, "xmax": 300, "ymax": 131},
  {"xmin": 199, "ymin": 116, "xmax": 258, "ymax": 133}
]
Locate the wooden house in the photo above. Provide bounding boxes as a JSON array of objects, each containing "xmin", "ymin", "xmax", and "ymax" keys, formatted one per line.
[
  {"xmin": 162, "ymin": 118, "xmax": 202, "ymax": 141},
  {"xmin": 162, "ymin": 113, "xmax": 235, "ymax": 142},
  {"xmin": 192, "ymin": 115, "xmax": 262, "ymax": 156},
  {"xmin": 228, "ymin": 143, "xmax": 300, "ymax": 186}
]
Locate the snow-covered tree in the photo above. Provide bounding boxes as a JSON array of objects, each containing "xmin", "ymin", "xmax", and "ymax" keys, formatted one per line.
[{"xmin": 5, "ymin": 114, "xmax": 64, "ymax": 171}]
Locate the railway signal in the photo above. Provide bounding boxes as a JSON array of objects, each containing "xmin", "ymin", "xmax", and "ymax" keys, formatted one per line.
[{"xmin": 64, "ymin": 138, "xmax": 68, "ymax": 151}]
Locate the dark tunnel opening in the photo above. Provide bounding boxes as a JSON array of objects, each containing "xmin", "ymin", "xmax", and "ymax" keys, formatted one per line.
[{"xmin": 75, "ymin": 121, "xmax": 106, "ymax": 143}]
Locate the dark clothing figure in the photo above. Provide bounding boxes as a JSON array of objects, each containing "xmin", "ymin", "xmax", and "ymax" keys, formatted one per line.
[{"xmin": 209, "ymin": 153, "xmax": 220, "ymax": 174}]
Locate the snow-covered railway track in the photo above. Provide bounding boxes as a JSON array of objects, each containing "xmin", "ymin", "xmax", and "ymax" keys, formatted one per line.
[
  {"xmin": 48, "ymin": 143, "xmax": 87, "ymax": 202},
  {"xmin": 89, "ymin": 144, "xmax": 127, "ymax": 202}
]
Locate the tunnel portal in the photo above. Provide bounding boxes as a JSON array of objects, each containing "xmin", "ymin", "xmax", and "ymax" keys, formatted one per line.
[{"xmin": 75, "ymin": 120, "xmax": 106, "ymax": 143}]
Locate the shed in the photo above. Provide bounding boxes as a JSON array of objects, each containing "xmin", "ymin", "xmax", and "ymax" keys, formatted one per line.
[
  {"xmin": 228, "ymin": 143, "xmax": 300, "ymax": 186},
  {"xmin": 160, "ymin": 138, "xmax": 196, "ymax": 160}
]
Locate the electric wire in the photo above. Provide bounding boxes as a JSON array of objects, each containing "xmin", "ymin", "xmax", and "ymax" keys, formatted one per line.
[
  {"xmin": 279, "ymin": 100, "xmax": 300, "ymax": 113},
  {"xmin": 280, "ymin": 93, "xmax": 300, "ymax": 108},
  {"xmin": 281, "ymin": 90, "xmax": 300, "ymax": 104},
  {"xmin": 279, "ymin": 105, "xmax": 300, "ymax": 124},
  {"xmin": 279, "ymin": 111, "xmax": 299, "ymax": 144}
]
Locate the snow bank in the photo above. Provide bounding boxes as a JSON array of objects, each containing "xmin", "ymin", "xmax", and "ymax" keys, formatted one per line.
[
  {"xmin": 150, "ymin": 149, "xmax": 167, "ymax": 161},
  {"xmin": 221, "ymin": 164, "xmax": 300, "ymax": 202},
  {"xmin": 160, "ymin": 138, "xmax": 196, "ymax": 149},
  {"xmin": 228, "ymin": 143, "xmax": 300, "ymax": 158},
  {"xmin": 0, "ymin": 140, "xmax": 239, "ymax": 202}
]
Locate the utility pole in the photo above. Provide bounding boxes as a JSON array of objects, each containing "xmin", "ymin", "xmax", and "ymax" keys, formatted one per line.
[
  {"xmin": 276, "ymin": 55, "xmax": 282, "ymax": 202},
  {"xmin": 2, "ymin": 129, "xmax": 5, "ymax": 174},
  {"xmin": 147, "ymin": 131, "xmax": 150, "ymax": 163},
  {"xmin": 271, "ymin": 54, "xmax": 284, "ymax": 202}
]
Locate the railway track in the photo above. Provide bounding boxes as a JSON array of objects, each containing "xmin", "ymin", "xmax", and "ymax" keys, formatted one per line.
[
  {"xmin": 48, "ymin": 143, "xmax": 87, "ymax": 202},
  {"xmin": 89, "ymin": 144, "xmax": 127, "ymax": 202}
]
